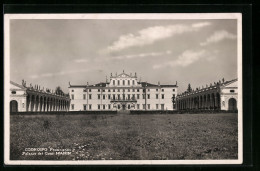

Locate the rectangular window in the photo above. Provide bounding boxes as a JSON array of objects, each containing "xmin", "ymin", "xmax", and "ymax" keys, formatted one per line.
[
  {"xmin": 118, "ymin": 94, "xmax": 120, "ymax": 99},
  {"xmin": 137, "ymin": 89, "xmax": 139, "ymax": 92},
  {"xmin": 128, "ymin": 94, "xmax": 130, "ymax": 99},
  {"xmin": 98, "ymin": 105, "xmax": 100, "ymax": 109},
  {"xmin": 108, "ymin": 89, "xmax": 111, "ymax": 92},
  {"xmin": 83, "ymin": 105, "xmax": 87, "ymax": 110},
  {"xmin": 156, "ymin": 94, "xmax": 159, "ymax": 99},
  {"xmin": 103, "ymin": 105, "xmax": 105, "ymax": 110},
  {"xmin": 143, "ymin": 94, "xmax": 145, "ymax": 99},
  {"xmin": 148, "ymin": 89, "xmax": 150, "ymax": 92},
  {"xmin": 83, "ymin": 94, "xmax": 86, "ymax": 99},
  {"xmin": 83, "ymin": 89, "xmax": 87, "ymax": 92},
  {"xmin": 113, "ymin": 89, "xmax": 115, "ymax": 92},
  {"xmin": 132, "ymin": 94, "xmax": 135, "ymax": 99},
  {"xmin": 128, "ymin": 80, "xmax": 130, "ymax": 85},
  {"xmin": 108, "ymin": 104, "xmax": 111, "ymax": 109},
  {"xmin": 71, "ymin": 94, "xmax": 74, "ymax": 100},
  {"xmin": 113, "ymin": 80, "xmax": 115, "ymax": 85},
  {"xmin": 123, "ymin": 80, "xmax": 125, "ymax": 85},
  {"xmin": 147, "ymin": 104, "xmax": 150, "ymax": 109},
  {"xmin": 156, "ymin": 89, "xmax": 158, "ymax": 92},
  {"xmin": 89, "ymin": 89, "xmax": 91, "ymax": 92},
  {"xmin": 118, "ymin": 89, "xmax": 120, "ymax": 92},
  {"xmin": 98, "ymin": 89, "xmax": 100, "ymax": 92},
  {"xmin": 71, "ymin": 104, "xmax": 74, "ymax": 110},
  {"xmin": 113, "ymin": 94, "xmax": 115, "ymax": 100},
  {"xmin": 118, "ymin": 80, "xmax": 120, "ymax": 85},
  {"xmin": 133, "ymin": 89, "xmax": 135, "ymax": 92},
  {"xmin": 89, "ymin": 94, "xmax": 92, "ymax": 99},
  {"xmin": 108, "ymin": 94, "xmax": 111, "ymax": 99},
  {"xmin": 173, "ymin": 89, "xmax": 175, "ymax": 92},
  {"xmin": 162, "ymin": 89, "xmax": 164, "ymax": 92},
  {"xmin": 103, "ymin": 89, "xmax": 105, "ymax": 92},
  {"xmin": 230, "ymin": 90, "xmax": 235, "ymax": 93},
  {"xmin": 103, "ymin": 95, "xmax": 105, "ymax": 99},
  {"xmin": 133, "ymin": 80, "xmax": 135, "ymax": 85},
  {"xmin": 147, "ymin": 94, "xmax": 150, "ymax": 99},
  {"xmin": 137, "ymin": 104, "xmax": 140, "ymax": 109},
  {"xmin": 162, "ymin": 94, "xmax": 164, "ymax": 99},
  {"xmin": 156, "ymin": 104, "xmax": 159, "ymax": 110},
  {"xmin": 137, "ymin": 94, "xmax": 140, "ymax": 99},
  {"xmin": 143, "ymin": 104, "xmax": 146, "ymax": 109},
  {"xmin": 89, "ymin": 104, "xmax": 92, "ymax": 110},
  {"xmin": 98, "ymin": 94, "xmax": 100, "ymax": 99},
  {"xmin": 128, "ymin": 89, "xmax": 130, "ymax": 92}
]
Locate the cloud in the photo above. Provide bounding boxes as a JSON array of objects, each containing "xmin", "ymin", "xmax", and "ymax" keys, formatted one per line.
[
  {"xmin": 29, "ymin": 69, "xmax": 90, "ymax": 79},
  {"xmin": 74, "ymin": 59, "xmax": 89, "ymax": 63},
  {"xmin": 153, "ymin": 50, "xmax": 206, "ymax": 69},
  {"xmin": 200, "ymin": 30, "xmax": 236, "ymax": 46},
  {"xmin": 102, "ymin": 22, "xmax": 211, "ymax": 53},
  {"xmin": 109, "ymin": 50, "xmax": 172, "ymax": 60}
]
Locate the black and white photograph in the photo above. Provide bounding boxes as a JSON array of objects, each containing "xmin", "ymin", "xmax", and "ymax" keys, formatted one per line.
[{"xmin": 4, "ymin": 13, "xmax": 242, "ymax": 165}]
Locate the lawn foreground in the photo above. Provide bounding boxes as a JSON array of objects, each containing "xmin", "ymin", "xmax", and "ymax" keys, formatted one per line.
[{"xmin": 10, "ymin": 113, "xmax": 238, "ymax": 160}]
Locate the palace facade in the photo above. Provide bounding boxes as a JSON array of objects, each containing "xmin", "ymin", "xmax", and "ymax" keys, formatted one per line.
[
  {"xmin": 69, "ymin": 72, "xmax": 178, "ymax": 111},
  {"xmin": 176, "ymin": 79, "xmax": 238, "ymax": 111},
  {"xmin": 10, "ymin": 81, "xmax": 70, "ymax": 112}
]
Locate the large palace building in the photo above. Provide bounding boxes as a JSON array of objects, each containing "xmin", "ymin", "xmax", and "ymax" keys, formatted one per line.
[{"xmin": 69, "ymin": 71, "xmax": 178, "ymax": 111}]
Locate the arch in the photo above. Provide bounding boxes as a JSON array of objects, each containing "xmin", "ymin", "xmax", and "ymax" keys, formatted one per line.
[
  {"xmin": 10, "ymin": 100, "xmax": 18, "ymax": 112},
  {"xmin": 228, "ymin": 98, "xmax": 237, "ymax": 110}
]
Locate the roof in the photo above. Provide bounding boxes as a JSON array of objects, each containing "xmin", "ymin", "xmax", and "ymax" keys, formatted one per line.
[{"xmin": 10, "ymin": 81, "xmax": 26, "ymax": 89}]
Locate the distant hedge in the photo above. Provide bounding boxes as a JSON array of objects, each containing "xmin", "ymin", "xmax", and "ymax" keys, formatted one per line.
[
  {"xmin": 10, "ymin": 110, "xmax": 117, "ymax": 115},
  {"xmin": 130, "ymin": 110, "xmax": 238, "ymax": 114}
]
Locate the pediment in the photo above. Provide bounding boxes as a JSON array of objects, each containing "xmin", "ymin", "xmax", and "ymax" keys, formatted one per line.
[{"xmin": 10, "ymin": 81, "xmax": 26, "ymax": 90}]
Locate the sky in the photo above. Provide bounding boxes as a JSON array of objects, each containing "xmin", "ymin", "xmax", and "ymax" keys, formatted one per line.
[{"xmin": 10, "ymin": 19, "xmax": 238, "ymax": 93}]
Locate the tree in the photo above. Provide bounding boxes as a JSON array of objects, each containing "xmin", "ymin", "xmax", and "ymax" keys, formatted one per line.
[
  {"xmin": 55, "ymin": 86, "xmax": 64, "ymax": 95},
  {"xmin": 187, "ymin": 83, "xmax": 192, "ymax": 92}
]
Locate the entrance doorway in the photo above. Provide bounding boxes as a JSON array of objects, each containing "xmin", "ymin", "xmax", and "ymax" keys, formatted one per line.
[
  {"xmin": 10, "ymin": 100, "xmax": 18, "ymax": 112},
  {"xmin": 228, "ymin": 98, "xmax": 237, "ymax": 110}
]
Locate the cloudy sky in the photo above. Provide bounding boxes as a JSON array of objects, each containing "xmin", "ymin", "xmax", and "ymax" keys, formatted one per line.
[{"xmin": 10, "ymin": 19, "xmax": 237, "ymax": 93}]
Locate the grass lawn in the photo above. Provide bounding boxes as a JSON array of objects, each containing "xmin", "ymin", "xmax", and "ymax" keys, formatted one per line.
[{"xmin": 10, "ymin": 113, "xmax": 238, "ymax": 160}]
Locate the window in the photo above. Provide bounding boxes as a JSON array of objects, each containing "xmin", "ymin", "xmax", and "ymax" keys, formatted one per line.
[
  {"xmin": 128, "ymin": 89, "xmax": 130, "ymax": 92},
  {"xmin": 83, "ymin": 105, "xmax": 87, "ymax": 110},
  {"xmin": 137, "ymin": 89, "xmax": 140, "ymax": 92},
  {"xmin": 98, "ymin": 105, "xmax": 100, "ymax": 109},
  {"xmin": 148, "ymin": 89, "xmax": 150, "ymax": 92},
  {"xmin": 133, "ymin": 89, "xmax": 135, "ymax": 92},
  {"xmin": 103, "ymin": 89, "xmax": 105, "ymax": 92},
  {"xmin": 118, "ymin": 94, "xmax": 120, "ymax": 99},
  {"xmin": 72, "ymin": 89, "xmax": 74, "ymax": 92},
  {"xmin": 118, "ymin": 80, "xmax": 120, "ymax": 85},
  {"xmin": 89, "ymin": 104, "xmax": 92, "ymax": 110},
  {"xmin": 132, "ymin": 80, "xmax": 135, "ymax": 85},
  {"xmin": 156, "ymin": 94, "xmax": 159, "ymax": 99},
  {"xmin": 137, "ymin": 104, "xmax": 140, "ymax": 109},
  {"xmin": 143, "ymin": 104, "xmax": 146, "ymax": 109},
  {"xmin": 156, "ymin": 89, "xmax": 158, "ymax": 92},
  {"xmin": 108, "ymin": 94, "xmax": 111, "ymax": 99},
  {"xmin": 11, "ymin": 91, "xmax": 16, "ymax": 94},
  {"xmin": 113, "ymin": 94, "xmax": 116, "ymax": 100},
  {"xmin": 108, "ymin": 104, "xmax": 111, "ymax": 109},
  {"xmin": 156, "ymin": 104, "xmax": 159, "ymax": 109},
  {"xmin": 143, "ymin": 94, "xmax": 145, "ymax": 99},
  {"xmin": 128, "ymin": 94, "xmax": 130, "ymax": 99},
  {"xmin": 22, "ymin": 103, "xmax": 25, "ymax": 108},
  {"xmin": 162, "ymin": 94, "xmax": 164, "ymax": 99},
  {"xmin": 83, "ymin": 94, "xmax": 86, "ymax": 100},
  {"xmin": 98, "ymin": 89, "xmax": 100, "ymax": 92},
  {"xmin": 113, "ymin": 80, "xmax": 115, "ymax": 85},
  {"xmin": 103, "ymin": 95, "xmax": 105, "ymax": 99},
  {"xmin": 147, "ymin": 94, "xmax": 150, "ymax": 99},
  {"xmin": 98, "ymin": 94, "xmax": 100, "ymax": 99},
  {"xmin": 83, "ymin": 89, "xmax": 87, "ymax": 92},
  {"xmin": 118, "ymin": 89, "xmax": 120, "ymax": 92},
  {"xmin": 89, "ymin": 89, "xmax": 91, "ymax": 92},
  {"xmin": 162, "ymin": 89, "xmax": 164, "ymax": 92},
  {"xmin": 128, "ymin": 104, "xmax": 131, "ymax": 109},
  {"xmin": 147, "ymin": 104, "xmax": 150, "ymax": 109},
  {"xmin": 71, "ymin": 104, "xmax": 74, "ymax": 110},
  {"xmin": 103, "ymin": 105, "xmax": 105, "ymax": 110},
  {"xmin": 128, "ymin": 80, "xmax": 130, "ymax": 85},
  {"xmin": 173, "ymin": 89, "xmax": 175, "ymax": 92},
  {"xmin": 123, "ymin": 80, "xmax": 125, "ymax": 85},
  {"xmin": 118, "ymin": 104, "xmax": 121, "ymax": 109},
  {"xmin": 230, "ymin": 90, "xmax": 235, "ymax": 93},
  {"xmin": 113, "ymin": 89, "xmax": 115, "ymax": 92},
  {"xmin": 89, "ymin": 94, "xmax": 92, "ymax": 99},
  {"xmin": 137, "ymin": 94, "xmax": 140, "ymax": 99},
  {"xmin": 132, "ymin": 94, "xmax": 135, "ymax": 99},
  {"xmin": 71, "ymin": 94, "xmax": 74, "ymax": 100},
  {"xmin": 108, "ymin": 89, "xmax": 111, "ymax": 92}
]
